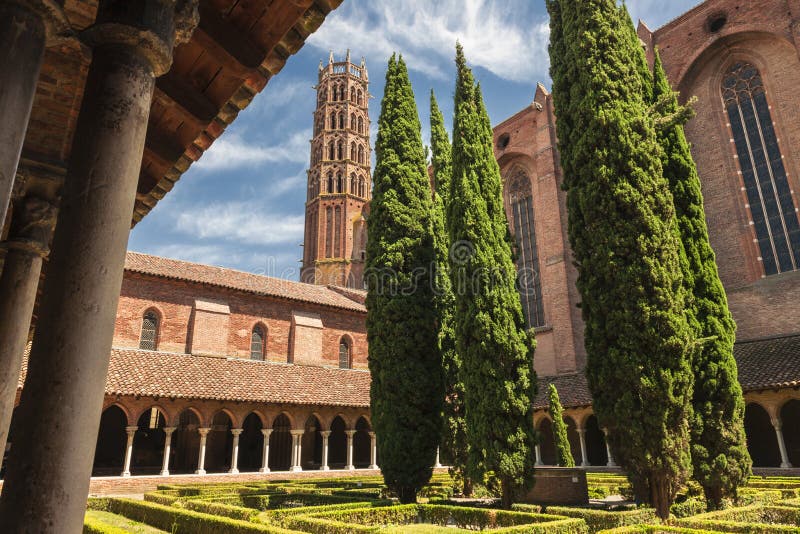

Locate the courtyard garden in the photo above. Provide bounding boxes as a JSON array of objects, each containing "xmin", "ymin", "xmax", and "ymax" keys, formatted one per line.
[{"xmin": 83, "ymin": 473, "xmax": 800, "ymax": 533}]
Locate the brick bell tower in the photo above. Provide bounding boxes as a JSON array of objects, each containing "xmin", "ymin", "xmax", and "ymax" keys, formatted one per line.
[{"xmin": 301, "ymin": 50, "xmax": 371, "ymax": 288}]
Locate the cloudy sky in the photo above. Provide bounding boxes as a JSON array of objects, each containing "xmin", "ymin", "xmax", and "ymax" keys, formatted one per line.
[{"xmin": 128, "ymin": 0, "xmax": 702, "ymax": 280}]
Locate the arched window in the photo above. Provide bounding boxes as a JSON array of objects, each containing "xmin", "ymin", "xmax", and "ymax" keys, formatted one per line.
[
  {"xmin": 723, "ymin": 62, "xmax": 800, "ymax": 275},
  {"xmin": 339, "ymin": 337, "xmax": 351, "ymax": 369},
  {"xmin": 139, "ymin": 310, "xmax": 159, "ymax": 350},
  {"xmin": 358, "ymin": 145, "xmax": 364, "ymax": 164},
  {"xmin": 357, "ymin": 116, "xmax": 363, "ymax": 134},
  {"xmin": 359, "ymin": 177, "xmax": 366, "ymax": 198},
  {"xmin": 350, "ymin": 86, "xmax": 356, "ymax": 102},
  {"xmin": 250, "ymin": 325, "xmax": 266, "ymax": 360},
  {"xmin": 330, "ymin": 111, "xmax": 336, "ymax": 129},
  {"xmin": 350, "ymin": 142, "xmax": 357, "ymax": 160},
  {"xmin": 328, "ymin": 141, "xmax": 335, "ymax": 160},
  {"xmin": 336, "ymin": 172, "xmax": 343, "ymax": 193},
  {"xmin": 357, "ymin": 89, "xmax": 363, "ymax": 106},
  {"xmin": 350, "ymin": 173, "xmax": 357, "ymax": 194},
  {"xmin": 332, "ymin": 85, "xmax": 338, "ymax": 102},
  {"xmin": 338, "ymin": 112, "xmax": 345, "ymax": 129},
  {"xmin": 350, "ymin": 113, "xmax": 356, "ymax": 130},
  {"xmin": 339, "ymin": 85, "xmax": 345, "ymax": 101},
  {"xmin": 507, "ymin": 169, "xmax": 545, "ymax": 328},
  {"xmin": 325, "ymin": 207, "xmax": 333, "ymax": 257},
  {"xmin": 327, "ymin": 172, "xmax": 334, "ymax": 194},
  {"xmin": 337, "ymin": 141, "xmax": 343, "ymax": 160}
]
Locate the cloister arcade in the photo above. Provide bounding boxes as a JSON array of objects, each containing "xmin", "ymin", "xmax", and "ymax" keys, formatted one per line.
[{"xmin": 89, "ymin": 400, "xmax": 377, "ymax": 478}]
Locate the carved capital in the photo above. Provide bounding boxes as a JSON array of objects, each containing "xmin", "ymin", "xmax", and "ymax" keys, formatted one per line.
[
  {"xmin": 5, "ymin": 195, "xmax": 57, "ymax": 257},
  {"xmin": 4, "ymin": 0, "xmax": 74, "ymax": 46},
  {"xmin": 173, "ymin": 0, "xmax": 199, "ymax": 46}
]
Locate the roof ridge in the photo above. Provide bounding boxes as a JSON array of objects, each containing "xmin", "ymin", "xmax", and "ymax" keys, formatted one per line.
[{"xmin": 735, "ymin": 332, "xmax": 800, "ymax": 345}]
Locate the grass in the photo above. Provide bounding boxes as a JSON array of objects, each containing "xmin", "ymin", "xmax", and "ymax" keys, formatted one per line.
[{"xmin": 84, "ymin": 510, "xmax": 169, "ymax": 533}]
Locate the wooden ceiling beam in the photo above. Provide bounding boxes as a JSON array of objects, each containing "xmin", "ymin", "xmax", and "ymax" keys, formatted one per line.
[
  {"xmin": 155, "ymin": 71, "xmax": 218, "ymax": 126},
  {"xmin": 196, "ymin": 1, "xmax": 265, "ymax": 75}
]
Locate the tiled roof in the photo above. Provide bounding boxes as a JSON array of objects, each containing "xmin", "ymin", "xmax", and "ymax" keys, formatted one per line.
[
  {"xmin": 19, "ymin": 348, "xmax": 371, "ymax": 408},
  {"xmin": 734, "ymin": 333, "xmax": 800, "ymax": 391},
  {"xmin": 125, "ymin": 252, "xmax": 366, "ymax": 313},
  {"xmin": 534, "ymin": 373, "xmax": 593, "ymax": 410}
]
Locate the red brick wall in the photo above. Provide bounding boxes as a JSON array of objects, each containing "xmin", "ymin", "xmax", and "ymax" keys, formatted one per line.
[
  {"xmin": 114, "ymin": 272, "xmax": 368, "ymax": 368},
  {"xmin": 651, "ymin": 0, "xmax": 800, "ymax": 340}
]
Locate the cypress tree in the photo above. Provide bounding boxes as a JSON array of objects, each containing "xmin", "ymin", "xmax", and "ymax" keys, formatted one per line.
[
  {"xmin": 365, "ymin": 54, "xmax": 443, "ymax": 504},
  {"xmin": 652, "ymin": 51, "xmax": 751, "ymax": 509},
  {"xmin": 447, "ymin": 43, "xmax": 537, "ymax": 509},
  {"xmin": 430, "ymin": 90, "xmax": 471, "ymax": 495},
  {"xmin": 548, "ymin": 384, "xmax": 575, "ymax": 468},
  {"xmin": 546, "ymin": 0, "xmax": 694, "ymax": 519}
]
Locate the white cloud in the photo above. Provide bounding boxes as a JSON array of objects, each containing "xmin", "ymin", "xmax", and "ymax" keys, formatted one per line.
[
  {"xmin": 623, "ymin": 0, "xmax": 704, "ymax": 29},
  {"xmin": 175, "ymin": 202, "xmax": 306, "ymax": 246},
  {"xmin": 307, "ymin": 0, "xmax": 550, "ymax": 83},
  {"xmin": 193, "ymin": 129, "xmax": 311, "ymax": 172}
]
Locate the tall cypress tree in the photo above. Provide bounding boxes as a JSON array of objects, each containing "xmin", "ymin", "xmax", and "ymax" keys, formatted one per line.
[
  {"xmin": 652, "ymin": 51, "xmax": 751, "ymax": 509},
  {"xmin": 447, "ymin": 44, "xmax": 537, "ymax": 509},
  {"xmin": 548, "ymin": 384, "xmax": 575, "ymax": 468},
  {"xmin": 547, "ymin": 0, "xmax": 694, "ymax": 519},
  {"xmin": 430, "ymin": 90, "xmax": 471, "ymax": 494},
  {"xmin": 365, "ymin": 55, "xmax": 443, "ymax": 504}
]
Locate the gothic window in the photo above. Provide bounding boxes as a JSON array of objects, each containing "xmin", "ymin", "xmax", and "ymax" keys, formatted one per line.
[
  {"xmin": 350, "ymin": 86, "xmax": 356, "ymax": 102},
  {"xmin": 337, "ymin": 141, "xmax": 343, "ymax": 160},
  {"xmin": 327, "ymin": 172, "xmax": 334, "ymax": 194},
  {"xmin": 350, "ymin": 113, "xmax": 356, "ymax": 129},
  {"xmin": 250, "ymin": 325, "xmax": 266, "ymax": 360},
  {"xmin": 332, "ymin": 85, "xmax": 338, "ymax": 102},
  {"xmin": 334, "ymin": 206, "xmax": 342, "ymax": 256},
  {"xmin": 507, "ymin": 170, "xmax": 545, "ymax": 328},
  {"xmin": 357, "ymin": 116, "xmax": 364, "ymax": 134},
  {"xmin": 339, "ymin": 85, "xmax": 345, "ymax": 101},
  {"xmin": 350, "ymin": 173, "xmax": 357, "ymax": 194},
  {"xmin": 357, "ymin": 89, "xmax": 363, "ymax": 106},
  {"xmin": 330, "ymin": 112, "xmax": 336, "ymax": 128},
  {"xmin": 328, "ymin": 141, "xmax": 335, "ymax": 160},
  {"xmin": 325, "ymin": 207, "xmax": 333, "ymax": 257},
  {"xmin": 338, "ymin": 112, "xmax": 345, "ymax": 129},
  {"xmin": 139, "ymin": 310, "xmax": 159, "ymax": 351},
  {"xmin": 358, "ymin": 145, "xmax": 364, "ymax": 164},
  {"xmin": 339, "ymin": 337, "xmax": 351, "ymax": 369},
  {"xmin": 350, "ymin": 142, "xmax": 357, "ymax": 160},
  {"xmin": 359, "ymin": 177, "xmax": 366, "ymax": 198},
  {"xmin": 723, "ymin": 62, "xmax": 800, "ymax": 275},
  {"xmin": 336, "ymin": 172, "xmax": 343, "ymax": 193}
]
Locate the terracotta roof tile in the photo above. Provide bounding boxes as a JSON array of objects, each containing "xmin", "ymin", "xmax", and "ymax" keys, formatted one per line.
[
  {"xmin": 125, "ymin": 252, "xmax": 366, "ymax": 313},
  {"xmin": 534, "ymin": 373, "xmax": 593, "ymax": 410},
  {"xmin": 20, "ymin": 348, "xmax": 371, "ymax": 408},
  {"xmin": 734, "ymin": 333, "xmax": 800, "ymax": 391}
]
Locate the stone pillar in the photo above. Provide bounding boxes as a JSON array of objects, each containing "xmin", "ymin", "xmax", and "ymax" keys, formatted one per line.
[
  {"xmin": 0, "ymin": 195, "xmax": 55, "ymax": 471},
  {"xmin": 434, "ymin": 446, "xmax": 442, "ymax": 468},
  {"xmin": 121, "ymin": 425, "xmax": 138, "ymax": 477},
  {"xmin": 345, "ymin": 430, "xmax": 356, "ymax": 470},
  {"xmin": 577, "ymin": 427, "xmax": 589, "ymax": 467},
  {"xmin": 259, "ymin": 429, "xmax": 272, "ymax": 473},
  {"xmin": 290, "ymin": 429, "xmax": 304, "ymax": 472},
  {"xmin": 160, "ymin": 427, "xmax": 176, "ymax": 476},
  {"xmin": 0, "ymin": 0, "xmax": 68, "ymax": 229},
  {"xmin": 534, "ymin": 444, "xmax": 543, "ymax": 466},
  {"xmin": 196, "ymin": 428, "xmax": 210, "ymax": 475},
  {"xmin": 368, "ymin": 431, "xmax": 378, "ymax": 470},
  {"xmin": 772, "ymin": 417, "xmax": 793, "ymax": 469},
  {"xmin": 320, "ymin": 430, "xmax": 331, "ymax": 471},
  {"xmin": 0, "ymin": 2, "xmax": 198, "ymax": 532},
  {"xmin": 602, "ymin": 428, "xmax": 617, "ymax": 467},
  {"xmin": 229, "ymin": 429, "xmax": 242, "ymax": 474}
]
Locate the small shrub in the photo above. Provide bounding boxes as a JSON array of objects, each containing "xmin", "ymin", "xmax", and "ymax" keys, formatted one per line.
[{"xmin": 544, "ymin": 506, "xmax": 656, "ymax": 532}]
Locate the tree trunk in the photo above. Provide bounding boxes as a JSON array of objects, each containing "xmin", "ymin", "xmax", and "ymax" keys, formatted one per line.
[
  {"xmin": 463, "ymin": 477, "xmax": 474, "ymax": 497},
  {"xmin": 704, "ymin": 485, "xmax": 723, "ymax": 511},
  {"xmin": 500, "ymin": 477, "xmax": 513, "ymax": 509},
  {"xmin": 398, "ymin": 486, "xmax": 417, "ymax": 504},
  {"xmin": 650, "ymin": 477, "xmax": 672, "ymax": 521}
]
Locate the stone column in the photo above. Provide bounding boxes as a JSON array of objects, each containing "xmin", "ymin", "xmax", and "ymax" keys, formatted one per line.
[
  {"xmin": 320, "ymin": 431, "xmax": 331, "ymax": 471},
  {"xmin": 160, "ymin": 427, "xmax": 176, "ymax": 476},
  {"xmin": 0, "ymin": 0, "xmax": 69, "ymax": 229},
  {"xmin": 259, "ymin": 429, "xmax": 272, "ymax": 473},
  {"xmin": 534, "ymin": 444, "xmax": 543, "ymax": 466},
  {"xmin": 0, "ymin": 2, "xmax": 198, "ymax": 532},
  {"xmin": 345, "ymin": 430, "xmax": 356, "ymax": 470},
  {"xmin": 290, "ymin": 429, "xmax": 304, "ymax": 472},
  {"xmin": 229, "ymin": 429, "xmax": 242, "ymax": 474},
  {"xmin": 577, "ymin": 427, "xmax": 589, "ymax": 467},
  {"xmin": 368, "ymin": 431, "xmax": 378, "ymax": 470},
  {"xmin": 434, "ymin": 446, "xmax": 443, "ymax": 468},
  {"xmin": 196, "ymin": 428, "xmax": 210, "ymax": 475},
  {"xmin": 121, "ymin": 426, "xmax": 138, "ymax": 477},
  {"xmin": 0, "ymin": 195, "xmax": 55, "ymax": 472},
  {"xmin": 772, "ymin": 417, "xmax": 793, "ymax": 469},
  {"xmin": 602, "ymin": 428, "xmax": 617, "ymax": 467}
]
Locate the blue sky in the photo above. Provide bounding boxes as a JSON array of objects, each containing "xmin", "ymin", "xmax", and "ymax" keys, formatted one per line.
[{"xmin": 128, "ymin": 0, "xmax": 701, "ymax": 280}]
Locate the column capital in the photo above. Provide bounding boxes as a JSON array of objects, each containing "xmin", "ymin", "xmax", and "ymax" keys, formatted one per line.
[
  {"xmin": 163, "ymin": 426, "xmax": 176, "ymax": 435},
  {"xmin": 231, "ymin": 428, "xmax": 243, "ymax": 437},
  {"xmin": 771, "ymin": 417, "xmax": 783, "ymax": 430},
  {"xmin": 345, "ymin": 430, "xmax": 357, "ymax": 437},
  {"xmin": 320, "ymin": 430, "xmax": 332, "ymax": 438},
  {"xmin": 368, "ymin": 431, "xmax": 376, "ymax": 438},
  {"xmin": 261, "ymin": 428, "xmax": 273, "ymax": 437},
  {"xmin": 125, "ymin": 425, "xmax": 138, "ymax": 435},
  {"xmin": 4, "ymin": 0, "xmax": 74, "ymax": 46},
  {"xmin": 576, "ymin": 427, "xmax": 586, "ymax": 435},
  {"xmin": 198, "ymin": 427, "xmax": 211, "ymax": 437},
  {"xmin": 3, "ymin": 195, "xmax": 57, "ymax": 258},
  {"xmin": 290, "ymin": 429, "xmax": 305, "ymax": 436}
]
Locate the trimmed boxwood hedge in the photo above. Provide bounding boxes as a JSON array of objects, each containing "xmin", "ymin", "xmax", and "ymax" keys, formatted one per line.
[
  {"xmin": 83, "ymin": 514, "xmax": 132, "ymax": 534},
  {"xmin": 543, "ymin": 506, "xmax": 657, "ymax": 532},
  {"xmin": 103, "ymin": 498, "xmax": 301, "ymax": 534},
  {"xmin": 674, "ymin": 504, "xmax": 800, "ymax": 532},
  {"xmin": 596, "ymin": 526, "xmax": 723, "ymax": 533},
  {"xmin": 182, "ymin": 499, "xmax": 260, "ymax": 522}
]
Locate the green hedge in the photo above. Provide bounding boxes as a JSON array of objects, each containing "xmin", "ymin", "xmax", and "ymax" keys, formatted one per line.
[
  {"xmin": 596, "ymin": 526, "xmax": 722, "ymax": 533},
  {"xmin": 242, "ymin": 491, "xmax": 384, "ymax": 510},
  {"xmin": 83, "ymin": 513, "xmax": 131, "ymax": 534},
  {"xmin": 182, "ymin": 499, "xmax": 259, "ymax": 522},
  {"xmin": 104, "ymin": 498, "xmax": 301, "ymax": 534},
  {"xmin": 670, "ymin": 498, "xmax": 706, "ymax": 518},
  {"xmin": 543, "ymin": 506, "xmax": 656, "ymax": 532},
  {"xmin": 674, "ymin": 504, "xmax": 800, "ymax": 533},
  {"xmin": 143, "ymin": 491, "xmax": 181, "ymax": 506}
]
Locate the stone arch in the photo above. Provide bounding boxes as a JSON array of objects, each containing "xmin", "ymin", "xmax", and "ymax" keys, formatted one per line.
[
  {"xmin": 584, "ymin": 414, "xmax": 608, "ymax": 466},
  {"xmin": 205, "ymin": 410, "xmax": 233, "ymax": 473},
  {"xmin": 132, "ymin": 407, "xmax": 167, "ymax": 475},
  {"xmin": 301, "ymin": 414, "xmax": 323, "ymax": 469},
  {"xmin": 744, "ymin": 402, "xmax": 781, "ymax": 467},
  {"xmin": 357, "ymin": 115, "xmax": 364, "ymax": 134},
  {"xmin": 172, "ymin": 408, "xmax": 201, "ymax": 474},
  {"xmin": 358, "ymin": 145, "xmax": 364, "ymax": 164},
  {"xmin": 329, "ymin": 415, "xmax": 348, "ymax": 468},
  {"xmin": 92, "ymin": 405, "xmax": 128, "ymax": 476},
  {"xmin": 350, "ymin": 86, "xmax": 356, "ymax": 102},
  {"xmin": 102, "ymin": 401, "xmax": 133, "ymax": 425},
  {"xmin": 563, "ymin": 415, "xmax": 580, "ymax": 466},
  {"xmin": 269, "ymin": 413, "xmax": 293, "ymax": 471},
  {"xmin": 350, "ymin": 141, "xmax": 357, "ymax": 161},
  {"xmin": 357, "ymin": 88, "xmax": 363, "ymax": 106},
  {"xmin": 536, "ymin": 417, "xmax": 556, "ymax": 466},
  {"xmin": 354, "ymin": 416, "xmax": 371, "ymax": 468},
  {"xmin": 238, "ymin": 412, "xmax": 264, "ymax": 472},
  {"xmin": 350, "ymin": 112, "xmax": 356, "ymax": 129},
  {"xmin": 338, "ymin": 112, "xmax": 345, "ymax": 129},
  {"xmin": 780, "ymin": 399, "xmax": 800, "ymax": 466}
]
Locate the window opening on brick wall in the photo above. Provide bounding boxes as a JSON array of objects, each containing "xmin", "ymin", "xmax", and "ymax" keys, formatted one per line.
[
  {"xmin": 250, "ymin": 325, "xmax": 266, "ymax": 360},
  {"xmin": 339, "ymin": 337, "xmax": 351, "ymax": 369},
  {"xmin": 139, "ymin": 311, "xmax": 159, "ymax": 351}
]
